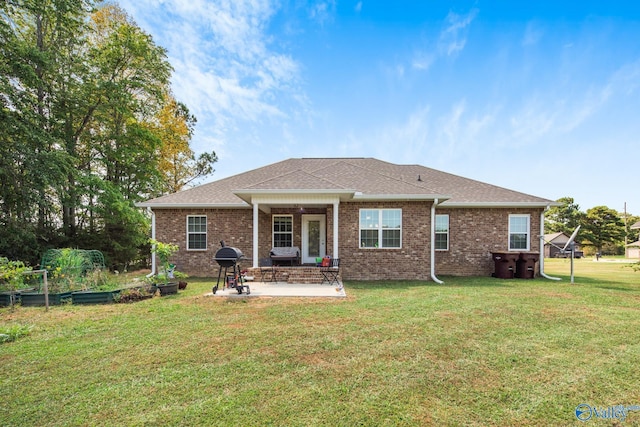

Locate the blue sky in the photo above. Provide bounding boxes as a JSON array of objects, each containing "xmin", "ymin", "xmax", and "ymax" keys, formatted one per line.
[{"xmin": 116, "ymin": 0, "xmax": 640, "ymax": 215}]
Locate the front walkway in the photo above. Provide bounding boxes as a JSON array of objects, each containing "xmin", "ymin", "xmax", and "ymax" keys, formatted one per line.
[{"xmin": 206, "ymin": 280, "xmax": 346, "ymax": 298}]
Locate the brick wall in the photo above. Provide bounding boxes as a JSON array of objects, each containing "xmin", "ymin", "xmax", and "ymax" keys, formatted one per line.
[
  {"xmin": 337, "ymin": 201, "xmax": 431, "ymax": 281},
  {"xmin": 154, "ymin": 208, "xmax": 254, "ymax": 276},
  {"xmin": 434, "ymin": 207, "xmax": 543, "ymax": 277},
  {"xmin": 153, "ymin": 205, "xmax": 544, "ymax": 280}
]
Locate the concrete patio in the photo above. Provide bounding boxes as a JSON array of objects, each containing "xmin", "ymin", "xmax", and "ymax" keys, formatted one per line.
[{"xmin": 206, "ymin": 279, "xmax": 346, "ymax": 298}]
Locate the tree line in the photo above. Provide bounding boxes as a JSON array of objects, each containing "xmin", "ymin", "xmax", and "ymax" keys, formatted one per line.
[
  {"xmin": 1, "ymin": 0, "xmax": 216, "ymax": 269},
  {"xmin": 545, "ymin": 197, "xmax": 639, "ymax": 256}
]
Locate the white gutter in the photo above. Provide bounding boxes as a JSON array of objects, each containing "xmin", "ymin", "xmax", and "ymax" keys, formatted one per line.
[
  {"xmin": 539, "ymin": 205, "xmax": 561, "ymax": 281},
  {"xmin": 430, "ymin": 199, "xmax": 444, "ymax": 284},
  {"xmin": 353, "ymin": 193, "xmax": 451, "ymax": 202},
  {"xmin": 439, "ymin": 201, "xmax": 560, "ymax": 208},
  {"xmin": 147, "ymin": 207, "xmax": 156, "ymax": 278},
  {"xmin": 136, "ymin": 202, "xmax": 250, "ymax": 209}
]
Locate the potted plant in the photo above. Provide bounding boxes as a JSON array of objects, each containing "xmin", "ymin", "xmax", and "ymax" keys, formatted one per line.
[
  {"xmin": 150, "ymin": 239, "xmax": 179, "ymax": 296},
  {"xmin": 175, "ymin": 271, "xmax": 189, "ymax": 289}
]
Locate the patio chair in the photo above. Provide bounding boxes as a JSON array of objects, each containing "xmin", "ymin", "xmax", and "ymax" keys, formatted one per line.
[
  {"xmin": 259, "ymin": 257, "xmax": 276, "ymax": 282},
  {"xmin": 320, "ymin": 258, "xmax": 340, "ymax": 286}
]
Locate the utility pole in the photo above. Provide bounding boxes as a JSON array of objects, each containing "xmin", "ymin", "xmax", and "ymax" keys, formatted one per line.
[{"xmin": 624, "ymin": 202, "xmax": 628, "ymax": 249}]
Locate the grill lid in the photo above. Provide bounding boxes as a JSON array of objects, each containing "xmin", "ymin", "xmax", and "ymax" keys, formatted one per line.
[{"xmin": 215, "ymin": 246, "xmax": 244, "ymax": 260}]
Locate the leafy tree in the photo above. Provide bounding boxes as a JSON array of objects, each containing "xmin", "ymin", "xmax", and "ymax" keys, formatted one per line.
[
  {"xmin": 622, "ymin": 214, "xmax": 640, "ymax": 245},
  {"xmin": 147, "ymin": 92, "xmax": 217, "ymax": 195},
  {"xmin": 580, "ymin": 206, "xmax": 625, "ymax": 255},
  {"xmin": 545, "ymin": 197, "xmax": 584, "ymax": 236},
  {"xmin": 76, "ymin": 4, "xmax": 173, "ymax": 266},
  {"xmin": 0, "ymin": 0, "xmax": 95, "ymax": 260},
  {"xmin": 0, "ymin": 1, "xmax": 209, "ymax": 268}
]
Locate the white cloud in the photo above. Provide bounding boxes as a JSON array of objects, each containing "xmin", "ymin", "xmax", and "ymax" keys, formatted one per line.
[
  {"xmin": 410, "ymin": 8, "xmax": 477, "ymax": 72},
  {"xmin": 506, "ymin": 60, "xmax": 640, "ymax": 144},
  {"xmin": 411, "ymin": 51, "xmax": 435, "ymax": 71},
  {"xmin": 117, "ymin": 0, "xmax": 306, "ymax": 159},
  {"xmin": 355, "ymin": 1, "xmax": 362, "ymax": 13},
  {"xmin": 309, "ymin": 0, "xmax": 337, "ymax": 26},
  {"xmin": 609, "ymin": 59, "xmax": 640, "ymax": 96},
  {"xmin": 439, "ymin": 8, "xmax": 479, "ymax": 56}
]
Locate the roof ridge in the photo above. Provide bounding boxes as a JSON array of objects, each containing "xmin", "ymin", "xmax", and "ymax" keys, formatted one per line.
[
  {"xmin": 342, "ymin": 158, "xmax": 431, "ymax": 191},
  {"xmin": 306, "ymin": 159, "xmax": 360, "ymax": 189},
  {"xmin": 245, "ymin": 168, "xmax": 349, "ymax": 190}
]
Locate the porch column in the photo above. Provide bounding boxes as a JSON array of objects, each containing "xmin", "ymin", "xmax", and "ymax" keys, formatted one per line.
[
  {"xmin": 333, "ymin": 200, "xmax": 339, "ymax": 258},
  {"xmin": 253, "ymin": 202, "xmax": 259, "ymax": 268}
]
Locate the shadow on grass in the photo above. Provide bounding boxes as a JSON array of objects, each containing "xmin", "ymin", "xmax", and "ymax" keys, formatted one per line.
[
  {"xmin": 595, "ymin": 285, "xmax": 636, "ymax": 292},
  {"xmin": 546, "ymin": 274, "xmax": 640, "ymax": 291}
]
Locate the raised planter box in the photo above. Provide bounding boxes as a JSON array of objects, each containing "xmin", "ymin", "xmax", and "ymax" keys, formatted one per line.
[
  {"xmin": 20, "ymin": 291, "xmax": 73, "ymax": 307},
  {"xmin": 72, "ymin": 289, "xmax": 122, "ymax": 305},
  {"xmin": 0, "ymin": 292, "xmax": 17, "ymax": 307},
  {"xmin": 0, "ymin": 288, "xmax": 36, "ymax": 306}
]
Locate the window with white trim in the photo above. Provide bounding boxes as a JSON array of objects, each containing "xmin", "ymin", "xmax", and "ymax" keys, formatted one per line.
[
  {"xmin": 509, "ymin": 214, "xmax": 530, "ymax": 250},
  {"xmin": 187, "ymin": 216, "xmax": 207, "ymax": 250},
  {"xmin": 435, "ymin": 214, "xmax": 449, "ymax": 251},
  {"xmin": 273, "ymin": 215, "xmax": 293, "ymax": 247},
  {"xmin": 359, "ymin": 209, "xmax": 402, "ymax": 248}
]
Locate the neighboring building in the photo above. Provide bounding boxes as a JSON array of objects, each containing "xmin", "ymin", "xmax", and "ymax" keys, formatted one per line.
[
  {"xmin": 138, "ymin": 158, "xmax": 556, "ymax": 280},
  {"xmin": 544, "ymin": 232, "xmax": 583, "ymax": 258},
  {"xmin": 627, "ymin": 221, "xmax": 640, "ymax": 259}
]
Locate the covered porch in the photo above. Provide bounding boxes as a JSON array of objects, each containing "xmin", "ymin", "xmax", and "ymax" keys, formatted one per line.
[{"xmin": 233, "ymin": 188, "xmax": 355, "ymax": 269}]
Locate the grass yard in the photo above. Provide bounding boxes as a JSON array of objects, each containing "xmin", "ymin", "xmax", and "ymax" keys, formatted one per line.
[{"xmin": 1, "ymin": 258, "xmax": 640, "ymax": 426}]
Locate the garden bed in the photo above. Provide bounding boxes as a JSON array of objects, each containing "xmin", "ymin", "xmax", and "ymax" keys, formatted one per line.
[
  {"xmin": 20, "ymin": 291, "xmax": 73, "ymax": 306},
  {"xmin": 71, "ymin": 289, "xmax": 122, "ymax": 304}
]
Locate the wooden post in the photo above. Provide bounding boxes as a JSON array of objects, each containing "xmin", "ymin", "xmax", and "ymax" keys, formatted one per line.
[{"xmin": 43, "ymin": 270, "xmax": 49, "ymax": 311}]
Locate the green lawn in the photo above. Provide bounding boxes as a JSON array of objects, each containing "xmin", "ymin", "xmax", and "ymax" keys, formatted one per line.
[{"xmin": 2, "ymin": 258, "xmax": 640, "ymax": 426}]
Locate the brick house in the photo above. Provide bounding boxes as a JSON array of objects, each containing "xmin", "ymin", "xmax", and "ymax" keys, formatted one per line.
[{"xmin": 138, "ymin": 158, "xmax": 556, "ymax": 281}]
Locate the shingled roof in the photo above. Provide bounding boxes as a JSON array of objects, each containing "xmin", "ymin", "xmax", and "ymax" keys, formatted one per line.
[{"xmin": 138, "ymin": 158, "xmax": 554, "ymax": 208}]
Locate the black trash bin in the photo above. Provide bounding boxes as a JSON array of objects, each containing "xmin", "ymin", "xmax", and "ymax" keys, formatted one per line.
[
  {"xmin": 516, "ymin": 252, "xmax": 538, "ymax": 279},
  {"xmin": 492, "ymin": 252, "xmax": 519, "ymax": 279}
]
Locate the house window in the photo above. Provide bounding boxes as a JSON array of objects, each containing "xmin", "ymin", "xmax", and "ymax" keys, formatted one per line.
[
  {"xmin": 273, "ymin": 215, "xmax": 293, "ymax": 247},
  {"xmin": 435, "ymin": 214, "xmax": 449, "ymax": 251},
  {"xmin": 187, "ymin": 216, "xmax": 207, "ymax": 250},
  {"xmin": 509, "ymin": 214, "xmax": 530, "ymax": 250},
  {"xmin": 359, "ymin": 209, "xmax": 402, "ymax": 248}
]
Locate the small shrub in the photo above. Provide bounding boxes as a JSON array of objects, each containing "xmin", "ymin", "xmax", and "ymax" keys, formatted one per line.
[
  {"xmin": 0, "ymin": 324, "xmax": 32, "ymax": 344},
  {"xmin": 0, "ymin": 257, "xmax": 31, "ymax": 292}
]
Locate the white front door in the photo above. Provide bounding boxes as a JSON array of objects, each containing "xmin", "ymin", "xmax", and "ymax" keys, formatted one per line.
[{"xmin": 302, "ymin": 215, "xmax": 326, "ymax": 264}]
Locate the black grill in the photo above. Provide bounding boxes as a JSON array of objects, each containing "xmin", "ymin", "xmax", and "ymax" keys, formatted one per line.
[{"xmin": 212, "ymin": 241, "xmax": 250, "ymax": 295}]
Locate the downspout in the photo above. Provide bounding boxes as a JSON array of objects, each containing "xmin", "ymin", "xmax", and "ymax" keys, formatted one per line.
[
  {"xmin": 147, "ymin": 207, "xmax": 156, "ymax": 277},
  {"xmin": 430, "ymin": 199, "xmax": 444, "ymax": 284},
  {"xmin": 539, "ymin": 205, "xmax": 561, "ymax": 281}
]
